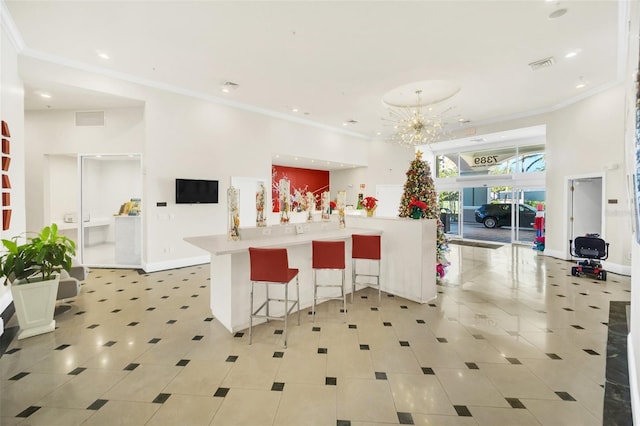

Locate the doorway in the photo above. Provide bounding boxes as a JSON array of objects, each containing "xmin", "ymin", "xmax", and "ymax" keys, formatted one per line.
[
  {"xmin": 79, "ymin": 154, "xmax": 143, "ymax": 267},
  {"xmin": 568, "ymin": 175, "xmax": 603, "ymax": 240}
]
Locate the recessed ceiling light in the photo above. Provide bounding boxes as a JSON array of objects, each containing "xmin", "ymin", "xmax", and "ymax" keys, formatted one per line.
[
  {"xmin": 275, "ymin": 154, "xmax": 280, "ymax": 158},
  {"xmin": 96, "ymin": 50, "xmax": 110, "ymax": 60},
  {"xmin": 38, "ymin": 92, "xmax": 52, "ymax": 99},
  {"xmin": 221, "ymin": 81, "xmax": 239, "ymax": 93},
  {"xmin": 576, "ymin": 76, "xmax": 586, "ymax": 89},
  {"xmin": 291, "ymin": 107, "xmax": 299, "ymax": 113},
  {"xmin": 376, "ymin": 132, "xmax": 382, "ymax": 136},
  {"xmin": 565, "ymin": 51, "xmax": 579, "ymax": 59},
  {"xmin": 311, "ymin": 159, "xmax": 315, "ymax": 163},
  {"xmin": 548, "ymin": 8, "xmax": 567, "ymax": 19}
]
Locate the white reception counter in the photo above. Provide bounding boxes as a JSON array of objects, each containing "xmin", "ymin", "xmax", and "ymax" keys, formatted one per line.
[{"xmin": 185, "ymin": 217, "xmax": 437, "ymax": 333}]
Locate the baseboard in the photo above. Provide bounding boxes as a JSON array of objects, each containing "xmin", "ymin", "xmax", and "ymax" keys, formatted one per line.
[
  {"xmin": 603, "ymin": 261, "xmax": 632, "ymax": 276},
  {"xmin": 142, "ymin": 255, "xmax": 211, "ymax": 273},
  {"xmin": 539, "ymin": 248, "xmax": 564, "ymax": 259},
  {"xmin": 629, "ymin": 333, "xmax": 640, "ymax": 426},
  {"xmin": 1, "ymin": 301, "xmax": 14, "ymax": 334}
]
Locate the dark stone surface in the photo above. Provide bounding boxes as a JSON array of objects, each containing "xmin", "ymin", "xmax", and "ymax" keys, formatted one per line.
[{"xmin": 603, "ymin": 301, "xmax": 632, "ymax": 426}]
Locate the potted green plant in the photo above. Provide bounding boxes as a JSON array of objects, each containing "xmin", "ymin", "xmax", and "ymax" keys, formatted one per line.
[{"xmin": 1, "ymin": 224, "xmax": 76, "ymax": 339}]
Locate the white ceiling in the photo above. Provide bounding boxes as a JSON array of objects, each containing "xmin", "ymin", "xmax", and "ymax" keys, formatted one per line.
[{"xmin": 4, "ymin": 1, "xmax": 624, "ymax": 158}]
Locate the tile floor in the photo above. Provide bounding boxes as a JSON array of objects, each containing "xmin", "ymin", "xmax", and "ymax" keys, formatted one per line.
[{"xmin": 0, "ymin": 244, "xmax": 631, "ymax": 425}]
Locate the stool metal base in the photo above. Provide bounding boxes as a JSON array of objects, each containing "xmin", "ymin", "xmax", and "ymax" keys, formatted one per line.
[
  {"xmin": 249, "ymin": 277, "xmax": 300, "ymax": 348},
  {"xmin": 312, "ymin": 269, "xmax": 346, "ymax": 323}
]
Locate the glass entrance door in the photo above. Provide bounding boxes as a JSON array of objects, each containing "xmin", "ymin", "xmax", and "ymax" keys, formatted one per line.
[
  {"xmin": 512, "ymin": 188, "xmax": 545, "ymax": 245},
  {"xmin": 438, "ymin": 190, "xmax": 459, "ymax": 236}
]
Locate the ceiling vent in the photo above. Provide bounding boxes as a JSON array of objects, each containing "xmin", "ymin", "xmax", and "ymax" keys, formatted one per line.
[
  {"xmin": 75, "ymin": 111, "xmax": 104, "ymax": 127},
  {"xmin": 528, "ymin": 56, "xmax": 555, "ymax": 71}
]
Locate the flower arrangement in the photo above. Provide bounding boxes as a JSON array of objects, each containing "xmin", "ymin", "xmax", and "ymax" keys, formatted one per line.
[
  {"xmin": 306, "ymin": 191, "xmax": 316, "ymax": 222},
  {"xmin": 321, "ymin": 191, "xmax": 331, "ymax": 221},
  {"xmin": 329, "ymin": 200, "xmax": 336, "ymax": 211},
  {"xmin": 408, "ymin": 197, "xmax": 427, "ymax": 219},
  {"xmin": 361, "ymin": 196, "xmax": 377, "ymax": 210},
  {"xmin": 256, "ymin": 183, "xmax": 266, "ymax": 227},
  {"xmin": 337, "ymin": 191, "xmax": 346, "ymax": 229},
  {"xmin": 362, "ymin": 196, "xmax": 378, "ymax": 217},
  {"xmin": 279, "ymin": 179, "xmax": 290, "ymax": 224},
  {"xmin": 228, "ymin": 187, "xmax": 240, "ymax": 240}
]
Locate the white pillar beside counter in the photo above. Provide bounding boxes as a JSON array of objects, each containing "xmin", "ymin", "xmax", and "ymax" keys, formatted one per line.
[
  {"xmin": 347, "ymin": 216, "xmax": 438, "ymax": 304},
  {"xmin": 185, "ymin": 218, "xmax": 438, "ymax": 333}
]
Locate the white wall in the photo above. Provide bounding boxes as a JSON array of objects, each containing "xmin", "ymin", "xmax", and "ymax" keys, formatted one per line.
[
  {"xmin": 330, "ymin": 139, "xmax": 414, "ymax": 208},
  {"xmin": 0, "ymin": 23, "xmax": 25, "ymax": 329},
  {"xmin": 25, "ymin": 107, "xmax": 145, "ymax": 232},
  {"xmin": 546, "ymin": 86, "xmax": 627, "ymax": 266},
  {"xmin": 46, "ymin": 155, "xmax": 77, "ymax": 223}
]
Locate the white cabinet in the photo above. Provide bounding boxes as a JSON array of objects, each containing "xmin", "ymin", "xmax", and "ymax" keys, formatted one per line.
[{"xmin": 115, "ymin": 216, "xmax": 141, "ymax": 265}]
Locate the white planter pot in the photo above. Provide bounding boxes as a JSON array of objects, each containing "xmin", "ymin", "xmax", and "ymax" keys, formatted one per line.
[{"xmin": 10, "ymin": 275, "xmax": 60, "ymax": 340}]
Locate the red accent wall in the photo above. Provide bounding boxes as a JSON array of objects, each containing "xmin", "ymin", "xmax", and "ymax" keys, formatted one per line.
[{"xmin": 272, "ymin": 165, "xmax": 329, "ymax": 212}]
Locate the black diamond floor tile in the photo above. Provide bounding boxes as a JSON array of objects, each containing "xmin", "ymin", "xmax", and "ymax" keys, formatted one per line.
[{"xmin": 16, "ymin": 405, "xmax": 41, "ymax": 418}]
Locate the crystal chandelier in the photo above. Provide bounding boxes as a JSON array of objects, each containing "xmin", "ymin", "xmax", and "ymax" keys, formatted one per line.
[{"xmin": 386, "ymin": 90, "xmax": 454, "ymax": 147}]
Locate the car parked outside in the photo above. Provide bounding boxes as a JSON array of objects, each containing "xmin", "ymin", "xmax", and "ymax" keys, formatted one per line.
[{"xmin": 474, "ymin": 203, "xmax": 537, "ymax": 229}]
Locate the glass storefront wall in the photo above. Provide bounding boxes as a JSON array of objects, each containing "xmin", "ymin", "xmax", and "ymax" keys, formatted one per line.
[{"xmin": 433, "ymin": 141, "xmax": 545, "ymax": 244}]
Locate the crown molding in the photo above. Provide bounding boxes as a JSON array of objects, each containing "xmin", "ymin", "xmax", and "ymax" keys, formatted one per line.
[{"xmin": 0, "ymin": 0, "xmax": 25, "ymax": 52}]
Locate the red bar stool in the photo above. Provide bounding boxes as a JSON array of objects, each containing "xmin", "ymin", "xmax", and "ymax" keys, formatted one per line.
[
  {"xmin": 248, "ymin": 247, "xmax": 300, "ymax": 347},
  {"xmin": 351, "ymin": 234, "xmax": 381, "ymax": 304},
  {"xmin": 311, "ymin": 240, "xmax": 346, "ymax": 322}
]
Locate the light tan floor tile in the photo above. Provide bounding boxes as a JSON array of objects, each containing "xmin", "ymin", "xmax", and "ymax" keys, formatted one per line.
[
  {"xmin": 478, "ymin": 363, "xmax": 558, "ymax": 400},
  {"xmin": 387, "ymin": 372, "xmax": 457, "ymax": 415},
  {"xmin": 211, "ymin": 388, "xmax": 280, "ymax": 426},
  {"xmin": 336, "ymin": 378, "xmax": 398, "ymax": 423},
  {"xmin": 0, "ymin": 416, "xmax": 22, "ymax": 425},
  {"xmin": 326, "ymin": 345, "xmax": 375, "ymax": 379},
  {"xmin": 81, "ymin": 400, "xmax": 160, "ymax": 426},
  {"xmin": 273, "ymin": 382, "xmax": 337, "ymax": 425},
  {"xmin": 274, "ymin": 346, "xmax": 327, "ymax": 385},
  {"xmin": 12, "ymin": 406, "xmax": 93, "ymax": 425},
  {"xmin": 163, "ymin": 359, "xmax": 232, "ymax": 396},
  {"xmin": 448, "ymin": 338, "xmax": 511, "ymax": 364},
  {"xmin": 101, "ymin": 364, "xmax": 183, "ymax": 402},
  {"xmin": 37, "ymin": 368, "xmax": 128, "ymax": 409},
  {"xmin": 522, "ymin": 398, "xmax": 600, "ymax": 426},
  {"xmin": 410, "ymin": 339, "xmax": 467, "ymax": 369},
  {"xmin": 410, "ymin": 414, "xmax": 480, "ymax": 425},
  {"xmin": 1, "ymin": 373, "xmax": 73, "ymax": 415},
  {"xmin": 220, "ymin": 351, "xmax": 281, "ymax": 389},
  {"xmin": 469, "ymin": 406, "xmax": 542, "ymax": 425},
  {"xmin": 435, "ymin": 368, "xmax": 511, "ymax": 408},
  {"xmin": 145, "ymin": 394, "xmax": 221, "ymax": 426},
  {"xmin": 369, "ymin": 345, "xmax": 422, "ymax": 375}
]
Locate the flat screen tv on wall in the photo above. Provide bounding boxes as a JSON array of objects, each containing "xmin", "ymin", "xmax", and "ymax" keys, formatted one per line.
[{"xmin": 175, "ymin": 178, "xmax": 219, "ymax": 204}]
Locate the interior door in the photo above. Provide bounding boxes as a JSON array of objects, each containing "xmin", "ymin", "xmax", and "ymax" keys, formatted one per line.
[{"xmin": 569, "ymin": 177, "xmax": 602, "ymax": 238}]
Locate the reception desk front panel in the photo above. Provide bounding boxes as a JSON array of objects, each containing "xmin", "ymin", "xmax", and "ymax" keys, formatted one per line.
[{"xmin": 185, "ymin": 218, "xmax": 437, "ymax": 333}]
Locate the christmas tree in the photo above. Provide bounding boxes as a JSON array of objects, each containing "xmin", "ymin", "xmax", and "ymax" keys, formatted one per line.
[{"xmin": 398, "ymin": 151, "xmax": 450, "ymax": 278}]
